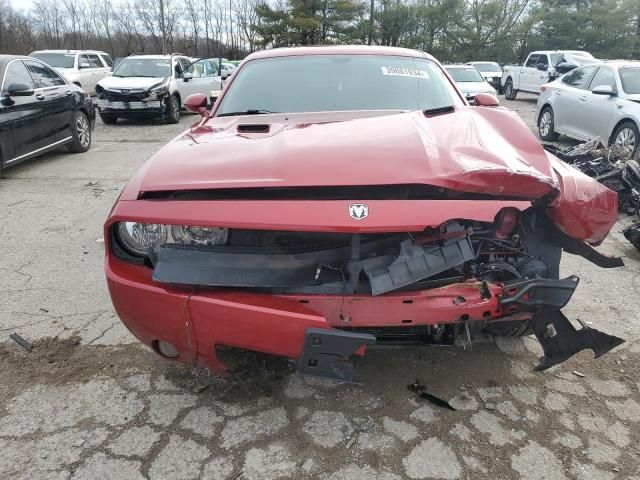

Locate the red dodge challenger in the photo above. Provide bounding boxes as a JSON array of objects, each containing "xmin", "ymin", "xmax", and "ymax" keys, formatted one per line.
[{"xmin": 105, "ymin": 46, "xmax": 624, "ymax": 383}]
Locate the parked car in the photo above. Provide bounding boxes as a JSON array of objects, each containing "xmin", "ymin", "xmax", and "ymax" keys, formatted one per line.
[
  {"xmin": 466, "ymin": 61, "xmax": 502, "ymax": 92},
  {"xmin": 0, "ymin": 55, "xmax": 95, "ymax": 170},
  {"xmin": 105, "ymin": 46, "xmax": 622, "ymax": 383},
  {"xmin": 536, "ymin": 61, "xmax": 640, "ymax": 159},
  {"xmin": 445, "ymin": 64, "xmax": 497, "ymax": 102},
  {"xmin": 30, "ymin": 49, "xmax": 112, "ymax": 95},
  {"xmin": 502, "ymin": 50, "xmax": 597, "ymax": 100},
  {"xmin": 94, "ymin": 54, "xmax": 222, "ymax": 124}
]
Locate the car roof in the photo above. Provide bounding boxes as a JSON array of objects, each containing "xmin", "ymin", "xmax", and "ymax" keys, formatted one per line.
[
  {"xmin": 123, "ymin": 54, "xmax": 185, "ymax": 60},
  {"xmin": 532, "ymin": 50, "xmax": 591, "ymax": 55},
  {"xmin": 601, "ymin": 60, "xmax": 640, "ymax": 68},
  {"xmin": 0, "ymin": 55, "xmax": 36, "ymax": 70},
  {"xmin": 467, "ymin": 61, "xmax": 499, "ymax": 64},
  {"xmin": 31, "ymin": 49, "xmax": 109, "ymax": 55},
  {"xmin": 244, "ymin": 45, "xmax": 435, "ymax": 62},
  {"xmin": 445, "ymin": 64, "xmax": 476, "ymax": 69}
]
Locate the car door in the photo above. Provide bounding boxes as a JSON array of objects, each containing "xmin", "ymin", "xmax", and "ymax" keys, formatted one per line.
[
  {"xmin": 86, "ymin": 53, "xmax": 110, "ymax": 94},
  {"xmin": 554, "ymin": 66, "xmax": 598, "ymax": 139},
  {"xmin": 23, "ymin": 59, "xmax": 76, "ymax": 143},
  {"xmin": 180, "ymin": 58, "xmax": 222, "ymax": 99},
  {"xmin": 0, "ymin": 59, "xmax": 50, "ymax": 164},
  {"xmin": 519, "ymin": 54, "xmax": 538, "ymax": 92},
  {"xmin": 530, "ymin": 54, "xmax": 550, "ymax": 93},
  {"xmin": 572, "ymin": 66, "xmax": 618, "ymax": 140}
]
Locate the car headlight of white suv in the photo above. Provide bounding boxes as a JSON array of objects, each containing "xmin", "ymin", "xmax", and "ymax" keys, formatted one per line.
[{"xmin": 146, "ymin": 84, "xmax": 169, "ymax": 101}]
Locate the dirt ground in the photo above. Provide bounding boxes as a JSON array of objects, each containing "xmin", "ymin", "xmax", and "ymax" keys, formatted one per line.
[{"xmin": 1, "ymin": 95, "xmax": 639, "ymax": 480}]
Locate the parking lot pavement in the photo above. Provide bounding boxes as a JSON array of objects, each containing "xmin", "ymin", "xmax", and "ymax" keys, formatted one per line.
[{"xmin": 1, "ymin": 102, "xmax": 639, "ymax": 480}]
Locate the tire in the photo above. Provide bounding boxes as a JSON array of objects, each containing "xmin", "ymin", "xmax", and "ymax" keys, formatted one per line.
[
  {"xmin": 611, "ymin": 121, "xmax": 639, "ymax": 159},
  {"xmin": 504, "ymin": 79, "xmax": 517, "ymax": 100},
  {"xmin": 484, "ymin": 320, "xmax": 533, "ymax": 337},
  {"xmin": 166, "ymin": 94, "xmax": 180, "ymax": 124},
  {"xmin": 100, "ymin": 114, "xmax": 117, "ymax": 124},
  {"xmin": 538, "ymin": 106, "xmax": 560, "ymax": 141},
  {"xmin": 67, "ymin": 110, "xmax": 92, "ymax": 153}
]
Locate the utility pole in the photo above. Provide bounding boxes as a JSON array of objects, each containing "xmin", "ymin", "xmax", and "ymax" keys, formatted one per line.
[
  {"xmin": 160, "ymin": 0, "xmax": 166, "ymax": 54},
  {"xmin": 368, "ymin": 0, "xmax": 374, "ymax": 45}
]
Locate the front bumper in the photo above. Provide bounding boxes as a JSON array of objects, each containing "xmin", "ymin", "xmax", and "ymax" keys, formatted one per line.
[
  {"xmin": 96, "ymin": 99, "xmax": 165, "ymax": 117},
  {"xmin": 108, "ymin": 254, "xmax": 580, "ymax": 377}
]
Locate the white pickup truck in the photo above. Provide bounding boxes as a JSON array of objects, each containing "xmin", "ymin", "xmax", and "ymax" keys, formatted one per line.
[{"xmin": 501, "ymin": 50, "xmax": 596, "ymax": 100}]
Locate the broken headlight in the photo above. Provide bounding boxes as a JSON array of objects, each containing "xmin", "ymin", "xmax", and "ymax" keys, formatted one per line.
[
  {"xmin": 146, "ymin": 84, "xmax": 169, "ymax": 100},
  {"xmin": 115, "ymin": 222, "xmax": 228, "ymax": 257}
]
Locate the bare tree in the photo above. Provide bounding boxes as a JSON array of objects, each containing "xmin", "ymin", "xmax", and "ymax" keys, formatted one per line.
[{"xmin": 185, "ymin": 0, "xmax": 200, "ymax": 55}]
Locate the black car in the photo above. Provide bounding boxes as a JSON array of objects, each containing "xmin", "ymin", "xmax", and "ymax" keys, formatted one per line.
[{"xmin": 0, "ymin": 55, "xmax": 95, "ymax": 169}]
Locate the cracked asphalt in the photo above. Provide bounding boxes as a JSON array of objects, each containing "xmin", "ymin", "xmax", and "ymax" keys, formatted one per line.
[{"xmin": 1, "ymin": 95, "xmax": 639, "ymax": 480}]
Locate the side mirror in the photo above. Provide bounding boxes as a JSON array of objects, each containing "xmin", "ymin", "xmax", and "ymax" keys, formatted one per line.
[
  {"xmin": 183, "ymin": 72, "xmax": 193, "ymax": 82},
  {"xmin": 184, "ymin": 93, "xmax": 208, "ymax": 116},
  {"xmin": 474, "ymin": 93, "xmax": 499, "ymax": 107},
  {"xmin": 536, "ymin": 63, "xmax": 548, "ymax": 71},
  {"xmin": 6, "ymin": 83, "xmax": 34, "ymax": 97},
  {"xmin": 592, "ymin": 84, "xmax": 616, "ymax": 96},
  {"xmin": 79, "ymin": 62, "xmax": 91, "ymax": 69}
]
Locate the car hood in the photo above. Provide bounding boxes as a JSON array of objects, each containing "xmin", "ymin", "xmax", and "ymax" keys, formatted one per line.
[
  {"xmin": 480, "ymin": 71, "xmax": 502, "ymax": 78},
  {"xmin": 456, "ymin": 82, "xmax": 495, "ymax": 94},
  {"xmin": 97, "ymin": 76, "xmax": 167, "ymax": 91},
  {"xmin": 128, "ymin": 107, "xmax": 556, "ymax": 198},
  {"xmin": 121, "ymin": 107, "xmax": 617, "ymax": 243}
]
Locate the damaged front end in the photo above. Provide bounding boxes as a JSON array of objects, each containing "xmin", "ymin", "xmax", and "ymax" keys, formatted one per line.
[{"xmin": 110, "ymin": 205, "xmax": 624, "ymax": 383}]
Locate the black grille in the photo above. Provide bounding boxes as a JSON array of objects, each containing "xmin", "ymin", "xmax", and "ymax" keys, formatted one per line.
[
  {"xmin": 237, "ymin": 124, "xmax": 270, "ymax": 133},
  {"xmin": 104, "ymin": 90, "xmax": 147, "ymax": 102}
]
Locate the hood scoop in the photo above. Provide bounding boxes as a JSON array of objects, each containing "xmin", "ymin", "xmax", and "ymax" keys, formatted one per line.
[
  {"xmin": 237, "ymin": 124, "xmax": 270, "ymax": 134},
  {"xmin": 423, "ymin": 106, "xmax": 455, "ymax": 117}
]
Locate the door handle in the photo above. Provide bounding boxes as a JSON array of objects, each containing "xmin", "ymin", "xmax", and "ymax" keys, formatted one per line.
[
  {"xmin": 579, "ymin": 96, "xmax": 587, "ymax": 101},
  {"xmin": 35, "ymin": 93, "xmax": 45, "ymax": 100},
  {"xmin": 65, "ymin": 90, "xmax": 73, "ymax": 96}
]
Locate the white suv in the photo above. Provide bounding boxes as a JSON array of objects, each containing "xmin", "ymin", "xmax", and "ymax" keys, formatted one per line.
[
  {"xmin": 30, "ymin": 50, "xmax": 112, "ymax": 95},
  {"xmin": 95, "ymin": 54, "xmax": 222, "ymax": 124}
]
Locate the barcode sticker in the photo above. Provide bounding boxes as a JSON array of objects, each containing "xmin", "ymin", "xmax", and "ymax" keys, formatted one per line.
[{"xmin": 381, "ymin": 66, "xmax": 429, "ymax": 79}]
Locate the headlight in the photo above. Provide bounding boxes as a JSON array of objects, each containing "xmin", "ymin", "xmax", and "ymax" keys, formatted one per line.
[
  {"xmin": 117, "ymin": 222, "xmax": 167, "ymax": 256},
  {"xmin": 115, "ymin": 222, "xmax": 228, "ymax": 257},
  {"xmin": 147, "ymin": 85, "xmax": 168, "ymax": 100},
  {"xmin": 170, "ymin": 225, "xmax": 229, "ymax": 246}
]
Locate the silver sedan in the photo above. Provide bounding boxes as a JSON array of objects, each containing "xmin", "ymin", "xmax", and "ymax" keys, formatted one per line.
[{"xmin": 536, "ymin": 61, "xmax": 640, "ymax": 158}]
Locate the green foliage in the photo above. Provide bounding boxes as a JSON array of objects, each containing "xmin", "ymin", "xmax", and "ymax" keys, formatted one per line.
[{"xmin": 255, "ymin": 0, "xmax": 640, "ymax": 62}]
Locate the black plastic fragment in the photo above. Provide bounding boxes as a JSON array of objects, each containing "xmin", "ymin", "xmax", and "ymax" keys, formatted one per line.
[
  {"xmin": 407, "ymin": 380, "xmax": 456, "ymax": 410},
  {"xmin": 499, "ymin": 276, "xmax": 580, "ymax": 311},
  {"xmin": 296, "ymin": 328, "xmax": 375, "ymax": 384},
  {"xmin": 9, "ymin": 333, "xmax": 32, "ymax": 351},
  {"xmin": 623, "ymin": 223, "xmax": 640, "ymax": 251},
  {"xmin": 362, "ymin": 236, "xmax": 475, "ymax": 296},
  {"xmin": 531, "ymin": 308, "xmax": 625, "ymax": 371}
]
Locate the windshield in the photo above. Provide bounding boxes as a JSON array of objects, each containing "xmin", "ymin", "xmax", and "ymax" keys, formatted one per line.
[
  {"xmin": 113, "ymin": 58, "xmax": 171, "ymax": 78},
  {"xmin": 446, "ymin": 67, "xmax": 484, "ymax": 82},
  {"xmin": 471, "ymin": 62, "xmax": 500, "ymax": 73},
  {"xmin": 619, "ymin": 68, "xmax": 640, "ymax": 94},
  {"xmin": 31, "ymin": 52, "xmax": 75, "ymax": 68},
  {"xmin": 216, "ymin": 55, "xmax": 456, "ymax": 115}
]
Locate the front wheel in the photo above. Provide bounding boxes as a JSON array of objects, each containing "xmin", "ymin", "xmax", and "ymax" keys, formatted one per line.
[
  {"xmin": 611, "ymin": 121, "xmax": 639, "ymax": 159},
  {"xmin": 166, "ymin": 95, "xmax": 180, "ymax": 124},
  {"xmin": 504, "ymin": 79, "xmax": 517, "ymax": 100},
  {"xmin": 67, "ymin": 110, "xmax": 92, "ymax": 153},
  {"xmin": 538, "ymin": 106, "xmax": 560, "ymax": 141}
]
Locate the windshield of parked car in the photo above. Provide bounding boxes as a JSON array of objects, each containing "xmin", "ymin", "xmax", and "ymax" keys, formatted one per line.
[
  {"xmin": 472, "ymin": 62, "xmax": 500, "ymax": 72},
  {"xmin": 113, "ymin": 58, "xmax": 171, "ymax": 78},
  {"xmin": 619, "ymin": 67, "xmax": 640, "ymax": 94},
  {"xmin": 446, "ymin": 67, "xmax": 484, "ymax": 82},
  {"xmin": 31, "ymin": 52, "xmax": 75, "ymax": 68},
  {"xmin": 216, "ymin": 55, "xmax": 457, "ymax": 115}
]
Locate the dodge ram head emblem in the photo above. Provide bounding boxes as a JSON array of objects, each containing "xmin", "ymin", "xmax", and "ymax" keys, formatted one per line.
[
  {"xmin": 349, "ymin": 204, "xmax": 368, "ymax": 220},
  {"xmin": 121, "ymin": 89, "xmax": 130, "ymax": 95}
]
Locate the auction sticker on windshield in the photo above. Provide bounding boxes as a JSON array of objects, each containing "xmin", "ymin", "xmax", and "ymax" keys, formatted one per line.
[{"xmin": 381, "ymin": 66, "xmax": 429, "ymax": 79}]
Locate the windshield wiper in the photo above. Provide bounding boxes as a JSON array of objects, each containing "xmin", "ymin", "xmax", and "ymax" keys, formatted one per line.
[{"xmin": 217, "ymin": 109, "xmax": 279, "ymax": 117}]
